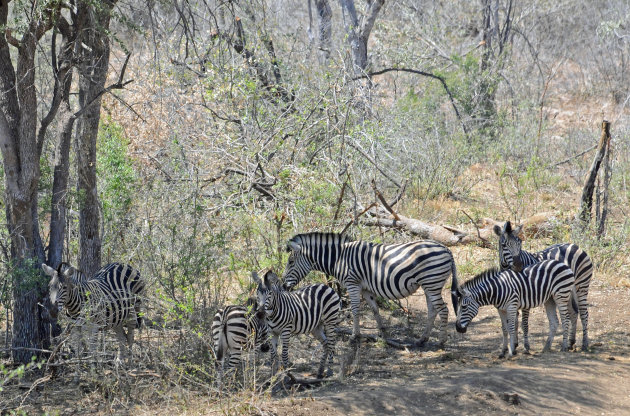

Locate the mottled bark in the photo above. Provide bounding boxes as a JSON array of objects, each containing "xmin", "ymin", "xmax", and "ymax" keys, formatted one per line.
[
  {"xmin": 339, "ymin": 0, "xmax": 385, "ymax": 73},
  {"xmin": 75, "ymin": 1, "xmax": 116, "ymax": 276}
]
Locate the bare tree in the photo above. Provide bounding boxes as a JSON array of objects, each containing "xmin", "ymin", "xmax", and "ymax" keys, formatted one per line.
[{"xmin": 339, "ymin": 0, "xmax": 385, "ymax": 73}]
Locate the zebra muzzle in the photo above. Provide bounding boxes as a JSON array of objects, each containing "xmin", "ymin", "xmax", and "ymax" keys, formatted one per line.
[{"xmin": 455, "ymin": 322, "xmax": 468, "ymax": 333}]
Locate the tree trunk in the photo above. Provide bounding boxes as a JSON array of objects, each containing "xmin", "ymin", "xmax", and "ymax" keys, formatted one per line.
[
  {"xmin": 339, "ymin": 0, "xmax": 385, "ymax": 73},
  {"xmin": 578, "ymin": 120, "xmax": 611, "ymax": 228},
  {"xmin": 315, "ymin": 0, "xmax": 332, "ymax": 62},
  {"xmin": 75, "ymin": 1, "xmax": 115, "ymax": 276}
]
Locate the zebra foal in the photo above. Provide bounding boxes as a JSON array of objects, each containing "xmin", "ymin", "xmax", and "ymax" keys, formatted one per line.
[
  {"xmin": 494, "ymin": 221, "xmax": 593, "ymax": 350},
  {"xmin": 454, "ymin": 260, "xmax": 576, "ymax": 357},
  {"xmin": 211, "ymin": 298, "xmax": 270, "ymax": 374},
  {"xmin": 42, "ymin": 262, "xmax": 145, "ymax": 362},
  {"xmin": 282, "ymin": 232, "xmax": 458, "ymax": 346},
  {"xmin": 253, "ymin": 270, "xmax": 341, "ymax": 378}
]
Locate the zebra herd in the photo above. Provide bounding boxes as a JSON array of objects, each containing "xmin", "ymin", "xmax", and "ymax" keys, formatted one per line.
[{"xmin": 39, "ymin": 220, "xmax": 593, "ymax": 380}]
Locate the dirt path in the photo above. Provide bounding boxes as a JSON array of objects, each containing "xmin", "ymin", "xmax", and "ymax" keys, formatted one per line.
[{"xmin": 269, "ymin": 281, "xmax": 630, "ymax": 416}]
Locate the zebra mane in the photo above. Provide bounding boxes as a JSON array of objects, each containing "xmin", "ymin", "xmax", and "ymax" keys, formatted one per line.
[
  {"xmin": 463, "ymin": 267, "xmax": 503, "ymax": 289},
  {"xmin": 289, "ymin": 232, "xmax": 353, "ymax": 246}
]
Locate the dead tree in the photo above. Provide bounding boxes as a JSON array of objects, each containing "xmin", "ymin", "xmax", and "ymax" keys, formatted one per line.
[{"xmin": 577, "ymin": 120, "xmax": 611, "ymax": 230}]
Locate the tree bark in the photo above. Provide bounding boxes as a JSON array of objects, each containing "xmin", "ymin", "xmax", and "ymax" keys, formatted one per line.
[
  {"xmin": 339, "ymin": 0, "xmax": 385, "ymax": 73},
  {"xmin": 577, "ymin": 120, "xmax": 611, "ymax": 227},
  {"xmin": 0, "ymin": 0, "xmax": 60, "ymax": 363},
  {"xmin": 314, "ymin": 0, "xmax": 332, "ymax": 61},
  {"xmin": 75, "ymin": 1, "xmax": 116, "ymax": 276}
]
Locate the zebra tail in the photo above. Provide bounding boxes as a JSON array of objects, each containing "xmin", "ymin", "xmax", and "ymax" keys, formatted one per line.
[
  {"xmin": 571, "ymin": 287, "xmax": 579, "ymax": 315},
  {"xmin": 450, "ymin": 255, "xmax": 460, "ymax": 316},
  {"xmin": 216, "ymin": 316, "xmax": 229, "ymax": 362}
]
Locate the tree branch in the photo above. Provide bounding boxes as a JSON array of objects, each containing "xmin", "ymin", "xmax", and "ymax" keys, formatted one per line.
[{"xmin": 354, "ymin": 67, "xmax": 469, "ymax": 137}]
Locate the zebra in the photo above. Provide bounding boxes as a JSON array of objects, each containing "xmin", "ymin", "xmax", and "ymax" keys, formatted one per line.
[
  {"xmin": 454, "ymin": 259, "xmax": 577, "ymax": 357},
  {"xmin": 41, "ymin": 262, "xmax": 145, "ymax": 362},
  {"xmin": 493, "ymin": 221, "xmax": 593, "ymax": 350},
  {"xmin": 211, "ymin": 298, "xmax": 270, "ymax": 375},
  {"xmin": 282, "ymin": 232, "xmax": 458, "ymax": 346},
  {"xmin": 253, "ymin": 270, "xmax": 341, "ymax": 378}
]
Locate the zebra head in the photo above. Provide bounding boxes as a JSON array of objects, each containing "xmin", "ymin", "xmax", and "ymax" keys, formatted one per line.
[
  {"xmin": 455, "ymin": 288, "xmax": 480, "ymax": 334},
  {"xmin": 252, "ymin": 270, "xmax": 282, "ymax": 318},
  {"xmin": 41, "ymin": 263, "xmax": 76, "ymax": 319},
  {"xmin": 493, "ymin": 221, "xmax": 524, "ymax": 272},
  {"xmin": 245, "ymin": 296, "xmax": 270, "ymax": 353},
  {"xmin": 283, "ymin": 237, "xmax": 313, "ymax": 289}
]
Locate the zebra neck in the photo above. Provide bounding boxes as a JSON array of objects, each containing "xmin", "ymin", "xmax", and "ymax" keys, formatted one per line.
[
  {"xmin": 307, "ymin": 243, "xmax": 342, "ymax": 277},
  {"xmin": 519, "ymin": 251, "xmax": 538, "ymax": 266}
]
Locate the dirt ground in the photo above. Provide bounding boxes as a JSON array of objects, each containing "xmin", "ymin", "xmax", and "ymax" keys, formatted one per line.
[{"xmin": 265, "ymin": 279, "xmax": 630, "ymax": 416}]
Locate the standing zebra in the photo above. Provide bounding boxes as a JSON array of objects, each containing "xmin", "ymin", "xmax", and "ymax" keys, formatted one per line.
[
  {"xmin": 493, "ymin": 221, "xmax": 593, "ymax": 350},
  {"xmin": 455, "ymin": 260, "xmax": 577, "ymax": 357},
  {"xmin": 253, "ymin": 270, "xmax": 341, "ymax": 378},
  {"xmin": 282, "ymin": 232, "xmax": 458, "ymax": 346},
  {"xmin": 41, "ymin": 262, "xmax": 145, "ymax": 362},
  {"xmin": 211, "ymin": 298, "xmax": 270, "ymax": 374}
]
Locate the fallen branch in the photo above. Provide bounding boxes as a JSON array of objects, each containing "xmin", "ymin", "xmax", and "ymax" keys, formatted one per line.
[{"xmin": 335, "ymin": 327, "xmax": 415, "ymax": 349}]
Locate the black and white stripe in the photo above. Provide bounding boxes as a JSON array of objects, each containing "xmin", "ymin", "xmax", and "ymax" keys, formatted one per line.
[
  {"xmin": 211, "ymin": 299, "xmax": 270, "ymax": 372},
  {"xmin": 493, "ymin": 221, "xmax": 593, "ymax": 350},
  {"xmin": 282, "ymin": 232, "xmax": 458, "ymax": 345},
  {"xmin": 253, "ymin": 270, "xmax": 341, "ymax": 378},
  {"xmin": 455, "ymin": 260, "xmax": 576, "ymax": 357},
  {"xmin": 42, "ymin": 262, "xmax": 145, "ymax": 361}
]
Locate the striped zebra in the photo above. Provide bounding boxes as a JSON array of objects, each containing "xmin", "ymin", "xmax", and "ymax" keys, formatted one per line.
[
  {"xmin": 41, "ymin": 262, "xmax": 145, "ymax": 362},
  {"xmin": 253, "ymin": 270, "xmax": 341, "ymax": 378},
  {"xmin": 454, "ymin": 260, "xmax": 577, "ymax": 357},
  {"xmin": 282, "ymin": 232, "xmax": 458, "ymax": 346},
  {"xmin": 493, "ymin": 221, "xmax": 593, "ymax": 350},
  {"xmin": 211, "ymin": 298, "xmax": 270, "ymax": 374}
]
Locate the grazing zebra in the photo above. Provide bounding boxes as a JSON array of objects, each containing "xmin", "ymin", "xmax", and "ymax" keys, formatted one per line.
[
  {"xmin": 41, "ymin": 262, "xmax": 145, "ymax": 361},
  {"xmin": 454, "ymin": 260, "xmax": 577, "ymax": 357},
  {"xmin": 211, "ymin": 298, "xmax": 270, "ymax": 374},
  {"xmin": 253, "ymin": 270, "xmax": 341, "ymax": 378},
  {"xmin": 282, "ymin": 232, "xmax": 458, "ymax": 346},
  {"xmin": 493, "ymin": 221, "xmax": 593, "ymax": 350}
]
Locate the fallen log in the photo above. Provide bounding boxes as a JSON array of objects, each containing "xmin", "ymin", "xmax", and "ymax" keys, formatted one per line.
[{"xmin": 360, "ymin": 212, "xmax": 561, "ymax": 246}]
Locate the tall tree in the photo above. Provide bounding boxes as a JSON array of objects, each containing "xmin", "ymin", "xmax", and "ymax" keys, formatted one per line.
[
  {"xmin": 339, "ymin": 0, "xmax": 385, "ymax": 73},
  {"xmin": 75, "ymin": 0, "xmax": 117, "ymax": 277},
  {"xmin": 0, "ymin": 0, "xmax": 60, "ymax": 363}
]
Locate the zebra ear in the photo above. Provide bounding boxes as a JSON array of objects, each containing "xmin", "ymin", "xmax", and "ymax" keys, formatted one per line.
[
  {"xmin": 493, "ymin": 225, "xmax": 503, "ymax": 236},
  {"xmin": 504, "ymin": 221, "xmax": 512, "ymax": 233},
  {"xmin": 514, "ymin": 224, "xmax": 524, "ymax": 239},
  {"xmin": 287, "ymin": 241, "xmax": 301, "ymax": 252},
  {"xmin": 41, "ymin": 264, "xmax": 56, "ymax": 278},
  {"xmin": 263, "ymin": 270, "xmax": 279, "ymax": 286},
  {"xmin": 251, "ymin": 271, "xmax": 262, "ymax": 285}
]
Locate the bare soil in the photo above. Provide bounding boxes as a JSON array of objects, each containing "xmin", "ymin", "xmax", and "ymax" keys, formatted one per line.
[{"xmin": 266, "ymin": 279, "xmax": 630, "ymax": 416}]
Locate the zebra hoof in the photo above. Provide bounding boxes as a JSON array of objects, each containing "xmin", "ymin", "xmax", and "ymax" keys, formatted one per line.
[
  {"xmin": 523, "ymin": 349, "xmax": 531, "ymax": 355},
  {"xmin": 581, "ymin": 345, "xmax": 589, "ymax": 352},
  {"xmin": 561, "ymin": 346, "xmax": 568, "ymax": 352}
]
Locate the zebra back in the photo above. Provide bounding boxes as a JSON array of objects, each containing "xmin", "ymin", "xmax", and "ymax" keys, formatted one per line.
[
  {"xmin": 284, "ymin": 232, "xmax": 352, "ymax": 288},
  {"xmin": 255, "ymin": 270, "xmax": 341, "ymax": 335},
  {"xmin": 46, "ymin": 262, "xmax": 145, "ymax": 329},
  {"xmin": 211, "ymin": 302, "xmax": 269, "ymax": 363}
]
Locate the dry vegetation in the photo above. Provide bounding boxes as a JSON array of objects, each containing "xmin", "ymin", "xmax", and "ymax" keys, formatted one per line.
[{"xmin": 2, "ymin": 0, "xmax": 630, "ymax": 414}]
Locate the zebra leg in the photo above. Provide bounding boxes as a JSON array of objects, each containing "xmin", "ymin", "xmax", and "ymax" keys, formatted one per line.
[
  {"xmin": 113, "ymin": 326, "xmax": 130, "ymax": 363},
  {"xmin": 506, "ymin": 306, "xmax": 518, "ymax": 357},
  {"xmin": 418, "ymin": 292, "xmax": 441, "ymax": 346},
  {"xmin": 577, "ymin": 287, "xmax": 590, "ymax": 351},
  {"xmin": 347, "ymin": 284, "xmax": 363, "ymax": 340},
  {"xmin": 521, "ymin": 309, "xmax": 530, "ymax": 354},
  {"xmin": 568, "ymin": 292, "xmax": 578, "ymax": 349},
  {"xmin": 269, "ymin": 334, "xmax": 280, "ymax": 376},
  {"xmin": 280, "ymin": 329, "xmax": 292, "ymax": 372},
  {"xmin": 497, "ymin": 309, "xmax": 509, "ymax": 358},
  {"xmin": 543, "ymin": 300, "xmax": 560, "ymax": 352},
  {"xmin": 324, "ymin": 322, "xmax": 336, "ymax": 377},
  {"xmin": 312, "ymin": 325, "xmax": 329, "ymax": 379},
  {"xmin": 555, "ymin": 294, "xmax": 571, "ymax": 352},
  {"xmin": 361, "ymin": 290, "xmax": 384, "ymax": 337}
]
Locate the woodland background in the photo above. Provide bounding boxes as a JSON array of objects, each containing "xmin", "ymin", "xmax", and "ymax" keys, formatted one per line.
[{"xmin": 1, "ymin": 0, "xmax": 630, "ymax": 414}]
